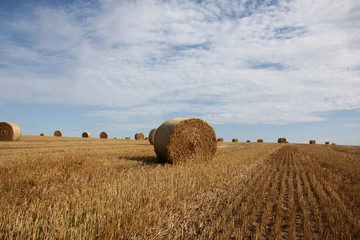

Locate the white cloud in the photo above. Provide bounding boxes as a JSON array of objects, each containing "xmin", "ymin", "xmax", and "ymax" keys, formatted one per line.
[{"xmin": 0, "ymin": 0, "xmax": 359, "ymax": 127}]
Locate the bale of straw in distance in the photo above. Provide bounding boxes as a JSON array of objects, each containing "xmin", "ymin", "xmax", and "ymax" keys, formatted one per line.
[
  {"xmin": 154, "ymin": 118, "xmax": 217, "ymax": 164},
  {"xmin": 0, "ymin": 122, "xmax": 21, "ymax": 141},
  {"xmin": 148, "ymin": 128, "xmax": 157, "ymax": 145},
  {"xmin": 54, "ymin": 130, "xmax": 62, "ymax": 137},
  {"xmin": 125, "ymin": 137, "xmax": 131, "ymax": 140},
  {"xmin": 82, "ymin": 132, "xmax": 90, "ymax": 138},
  {"xmin": 278, "ymin": 137, "xmax": 286, "ymax": 143},
  {"xmin": 217, "ymin": 138, "xmax": 223, "ymax": 142},
  {"xmin": 232, "ymin": 138, "xmax": 238, "ymax": 142},
  {"xmin": 257, "ymin": 139, "xmax": 263, "ymax": 143},
  {"xmin": 246, "ymin": 140, "xmax": 251, "ymax": 143},
  {"xmin": 40, "ymin": 133, "xmax": 47, "ymax": 136},
  {"xmin": 100, "ymin": 132, "xmax": 108, "ymax": 139},
  {"xmin": 309, "ymin": 140, "xmax": 316, "ymax": 144},
  {"xmin": 135, "ymin": 132, "xmax": 144, "ymax": 140},
  {"xmin": 325, "ymin": 141, "xmax": 330, "ymax": 145}
]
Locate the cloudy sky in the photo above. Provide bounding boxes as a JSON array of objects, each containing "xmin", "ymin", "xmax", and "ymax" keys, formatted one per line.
[{"xmin": 1, "ymin": 0, "xmax": 359, "ymax": 144}]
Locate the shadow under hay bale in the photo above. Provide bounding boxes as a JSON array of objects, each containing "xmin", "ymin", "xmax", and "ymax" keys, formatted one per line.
[
  {"xmin": 154, "ymin": 118, "xmax": 217, "ymax": 164},
  {"xmin": 0, "ymin": 122, "xmax": 21, "ymax": 141},
  {"xmin": 120, "ymin": 156, "xmax": 164, "ymax": 165}
]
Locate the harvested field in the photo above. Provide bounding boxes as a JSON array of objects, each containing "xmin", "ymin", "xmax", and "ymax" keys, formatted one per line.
[{"xmin": 0, "ymin": 137, "xmax": 359, "ymax": 239}]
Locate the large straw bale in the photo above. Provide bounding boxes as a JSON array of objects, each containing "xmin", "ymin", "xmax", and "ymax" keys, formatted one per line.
[
  {"xmin": 217, "ymin": 138, "xmax": 223, "ymax": 142},
  {"xmin": 325, "ymin": 141, "xmax": 330, "ymax": 145},
  {"xmin": 100, "ymin": 132, "xmax": 108, "ymax": 139},
  {"xmin": 82, "ymin": 132, "xmax": 90, "ymax": 138},
  {"xmin": 154, "ymin": 118, "xmax": 217, "ymax": 164},
  {"xmin": 257, "ymin": 139, "xmax": 263, "ymax": 143},
  {"xmin": 0, "ymin": 122, "xmax": 21, "ymax": 141},
  {"xmin": 309, "ymin": 140, "xmax": 316, "ymax": 144},
  {"xmin": 135, "ymin": 132, "xmax": 144, "ymax": 140},
  {"xmin": 148, "ymin": 128, "xmax": 157, "ymax": 145},
  {"xmin": 232, "ymin": 138, "xmax": 238, "ymax": 142},
  {"xmin": 125, "ymin": 137, "xmax": 131, "ymax": 140},
  {"xmin": 54, "ymin": 130, "xmax": 62, "ymax": 137},
  {"xmin": 40, "ymin": 133, "xmax": 47, "ymax": 136},
  {"xmin": 278, "ymin": 137, "xmax": 286, "ymax": 143}
]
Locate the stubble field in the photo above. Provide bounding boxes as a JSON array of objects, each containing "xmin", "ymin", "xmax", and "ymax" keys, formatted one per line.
[{"xmin": 0, "ymin": 136, "xmax": 359, "ymax": 239}]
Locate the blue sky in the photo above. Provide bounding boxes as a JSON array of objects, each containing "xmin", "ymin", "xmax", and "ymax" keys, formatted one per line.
[{"xmin": 0, "ymin": 0, "xmax": 359, "ymax": 145}]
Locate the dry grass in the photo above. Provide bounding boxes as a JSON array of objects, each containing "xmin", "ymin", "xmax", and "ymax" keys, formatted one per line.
[{"xmin": 0, "ymin": 137, "xmax": 359, "ymax": 239}]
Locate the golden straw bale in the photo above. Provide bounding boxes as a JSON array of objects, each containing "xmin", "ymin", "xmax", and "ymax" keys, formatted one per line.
[
  {"xmin": 82, "ymin": 132, "xmax": 90, "ymax": 138},
  {"xmin": 40, "ymin": 133, "xmax": 47, "ymax": 136},
  {"xmin": 0, "ymin": 122, "xmax": 21, "ymax": 141},
  {"xmin": 217, "ymin": 138, "xmax": 223, "ymax": 142},
  {"xmin": 232, "ymin": 138, "xmax": 238, "ymax": 142},
  {"xmin": 278, "ymin": 137, "xmax": 286, "ymax": 143},
  {"xmin": 125, "ymin": 137, "xmax": 131, "ymax": 140},
  {"xmin": 148, "ymin": 128, "xmax": 157, "ymax": 145},
  {"xmin": 100, "ymin": 132, "xmax": 108, "ymax": 139},
  {"xmin": 135, "ymin": 132, "xmax": 144, "ymax": 140},
  {"xmin": 246, "ymin": 140, "xmax": 251, "ymax": 143},
  {"xmin": 257, "ymin": 139, "xmax": 263, "ymax": 143},
  {"xmin": 154, "ymin": 118, "xmax": 217, "ymax": 164},
  {"xmin": 309, "ymin": 140, "xmax": 316, "ymax": 144},
  {"xmin": 325, "ymin": 141, "xmax": 330, "ymax": 145},
  {"xmin": 54, "ymin": 130, "xmax": 62, "ymax": 137}
]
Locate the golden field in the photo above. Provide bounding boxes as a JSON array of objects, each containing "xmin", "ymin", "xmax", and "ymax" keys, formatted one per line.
[{"xmin": 0, "ymin": 136, "xmax": 359, "ymax": 239}]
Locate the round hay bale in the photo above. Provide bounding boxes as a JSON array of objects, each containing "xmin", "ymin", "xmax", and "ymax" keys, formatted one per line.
[
  {"xmin": 257, "ymin": 139, "xmax": 263, "ymax": 143},
  {"xmin": 40, "ymin": 133, "xmax": 47, "ymax": 136},
  {"xmin": 309, "ymin": 140, "xmax": 316, "ymax": 144},
  {"xmin": 278, "ymin": 137, "xmax": 286, "ymax": 143},
  {"xmin": 100, "ymin": 132, "xmax": 108, "ymax": 139},
  {"xmin": 232, "ymin": 138, "xmax": 238, "ymax": 142},
  {"xmin": 125, "ymin": 137, "xmax": 131, "ymax": 140},
  {"xmin": 54, "ymin": 130, "xmax": 62, "ymax": 137},
  {"xmin": 246, "ymin": 140, "xmax": 251, "ymax": 143},
  {"xmin": 148, "ymin": 128, "xmax": 157, "ymax": 145},
  {"xmin": 331, "ymin": 143, "xmax": 336, "ymax": 145},
  {"xmin": 0, "ymin": 122, "xmax": 21, "ymax": 141},
  {"xmin": 82, "ymin": 132, "xmax": 90, "ymax": 138},
  {"xmin": 325, "ymin": 141, "xmax": 329, "ymax": 145},
  {"xmin": 154, "ymin": 118, "xmax": 217, "ymax": 164},
  {"xmin": 135, "ymin": 132, "xmax": 144, "ymax": 140},
  {"xmin": 217, "ymin": 138, "xmax": 223, "ymax": 142}
]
